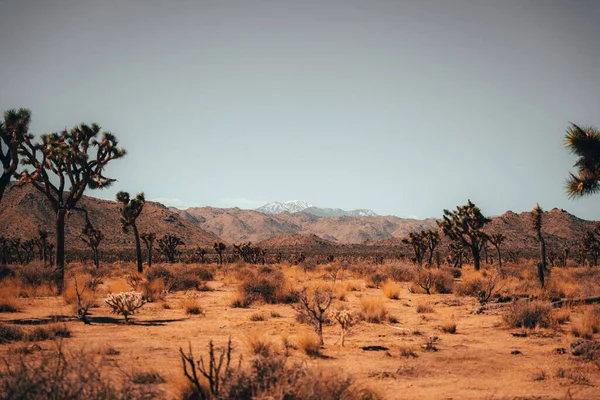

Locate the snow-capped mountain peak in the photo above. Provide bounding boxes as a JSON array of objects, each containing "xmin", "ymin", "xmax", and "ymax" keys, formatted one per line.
[
  {"xmin": 256, "ymin": 201, "xmax": 378, "ymax": 217},
  {"xmin": 256, "ymin": 200, "xmax": 312, "ymax": 214}
]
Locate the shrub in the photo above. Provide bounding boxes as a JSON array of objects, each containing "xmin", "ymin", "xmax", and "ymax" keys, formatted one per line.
[
  {"xmin": 571, "ymin": 306, "xmax": 600, "ymax": 339},
  {"xmin": 433, "ymin": 269, "xmax": 455, "ymax": 294},
  {"xmin": 0, "ymin": 343, "xmax": 161, "ymax": 399},
  {"xmin": 416, "ymin": 303, "xmax": 434, "ymax": 313},
  {"xmin": 552, "ymin": 307, "xmax": 571, "ymax": 325},
  {"xmin": 385, "ymin": 263, "xmax": 415, "ymax": 282},
  {"xmin": 236, "ymin": 268, "xmax": 295, "ymax": 306},
  {"xmin": 296, "ymin": 332, "xmax": 322, "ymax": 358},
  {"xmin": 0, "ymin": 324, "xmax": 25, "ymax": 344},
  {"xmin": 360, "ymin": 297, "xmax": 387, "ymax": 323},
  {"xmin": 246, "ymin": 335, "xmax": 277, "ymax": 357},
  {"xmin": 130, "ymin": 370, "xmax": 165, "ymax": 385},
  {"xmin": 105, "ymin": 292, "xmax": 146, "ymax": 324},
  {"xmin": 250, "ymin": 313, "xmax": 266, "ymax": 322},
  {"xmin": 0, "ymin": 283, "xmax": 19, "ymax": 313},
  {"xmin": 382, "ymin": 281, "xmax": 400, "ymax": 299},
  {"xmin": 455, "ymin": 276, "xmax": 485, "ymax": 297},
  {"xmin": 440, "ymin": 322, "xmax": 457, "ymax": 334},
  {"xmin": 503, "ymin": 300, "xmax": 552, "ymax": 329}
]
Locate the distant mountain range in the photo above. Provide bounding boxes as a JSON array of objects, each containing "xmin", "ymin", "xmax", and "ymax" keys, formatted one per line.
[
  {"xmin": 256, "ymin": 200, "xmax": 378, "ymax": 217},
  {"xmin": 1, "ymin": 185, "xmax": 598, "ymax": 257}
]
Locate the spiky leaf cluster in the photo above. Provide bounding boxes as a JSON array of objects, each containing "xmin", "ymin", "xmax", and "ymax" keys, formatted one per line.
[
  {"xmin": 17, "ymin": 123, "xmax": 126, "ymax": 210},
  {"xmin": 81, "ymin": 221, "xmax": 103, "ymax": 250},
  {"xmin": 140, "ymin": 232, "xmax": 156, "ymax": 249},
  {"xmin": 531, "ymin": 204, "xmax": 544, "ymax": 235},
  {"xmin": 564, "ymin": 123, "xmax": 600, "ymax": 198},
  {"xmin": 0, "ymin": 108, "xmax": 31, "ymax": 201},
  {"xmin": 116, "ymin": 191, "xmax": 145, "ymax": 233}
]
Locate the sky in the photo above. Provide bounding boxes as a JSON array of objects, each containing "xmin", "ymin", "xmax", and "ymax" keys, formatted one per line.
[{"xmin": 1, "ymin": 0, "xmax": 599, "ymax": 220}]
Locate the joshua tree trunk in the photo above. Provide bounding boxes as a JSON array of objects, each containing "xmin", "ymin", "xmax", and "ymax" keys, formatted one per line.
[
  {"xmin": 147, "ymin": 246, "xmax": 152, "ymax": 268},
  {"xmin": 94, "ymin": 248, "xmax": 100, "ymax": 269},
  {"xmin": 496, "ymin": 246, "xmax": 502, "ymax": 269},
  {"xmin": 472, "ymin": 246, "xmax": 482, "ymax": 271},
  {"xmin": 55, "ymin": 208, "xmax": 66, "ymax": 293},
  {"xmin": 132, "ymin": 223, "xmax": 143, "ymax": 273},
  {"xmin": 538, "ymin": 234, "xmax": 546, "ymax": 288}
]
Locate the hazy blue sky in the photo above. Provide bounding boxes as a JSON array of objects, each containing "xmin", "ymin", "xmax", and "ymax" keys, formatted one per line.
[{"xmin": 1, "ymin": 1, "xmax": 599, "ymax": 219}]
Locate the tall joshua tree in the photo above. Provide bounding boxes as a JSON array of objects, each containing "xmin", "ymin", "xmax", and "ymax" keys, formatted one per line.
[
  {"xmin": 0, "ymin": 108, "xmax": 30, "ymax": 202},
  {"xmin": 140, "ymin": 232, "xmax": 156, "ymax": 268},
  {"xmin": 17, "ymin": 123, "xmax": 126, "ymax": 292},
  {"xmin": 424, "ymin": 229, "xmax": 441, "ymax": 266},
  {"xmin": 116, "ymin": 192, "xmax": 145, "ymax": 273},
  {"xmin": 488, "ymin": 233, "xmax": 506, "ymax": 269},
  {"xmin": 37, "ymin": 230, "xmax": 49, "ymax": 265},
  {"xmin": 438, "ymin": 200, "xmax": 491, "ymax": 271},
  {"xmin": 531, "ymin": 204, "xmax": 547, "ymax": 288},
  {"xmin": 402, "ymin": 231, "xmax": 427, "ymax": 266}
]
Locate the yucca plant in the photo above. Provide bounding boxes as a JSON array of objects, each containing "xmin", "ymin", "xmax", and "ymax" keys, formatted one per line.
[
  {"xmin": 140, "ymin": 232, "xmax": 156, "ymax": 268},
  {"xmin": 565, "ymin": 123, "xmax": 600, "ymax": 198},
  {"xmin": 438, "ymin": 200, "xmax": 490, "ymax": 271},
  {"xmin": 17, "ymin": 123, "xmax": 126, "ymax": 292},
  {"xmin": 158, "ymin": 234, "xmax": 184, "ymax": 263},
  {"xmin": 531, "ymin": 204, "xmax": 547, "ymax": 288},
  {"xmin": 213, "ymin": 242, "xmax": 226, "ymax": 266},
  {"xmin": 488, "ymin": 233, "xmax": 506, "ymax": 269},
  {"xmin": 81, "ymin": 221, "xmax": 103, "ymax": 269},
  {"xmin": 116, "ymin": 191, "xmax": 145, "ymax": 272},
  {"xmin": 402, "ymin": 231, "xmax": 428, "ymax": 266},
  {"xmin": 0, "ymin": 108, "xmax": 30, "ymax": 202}
]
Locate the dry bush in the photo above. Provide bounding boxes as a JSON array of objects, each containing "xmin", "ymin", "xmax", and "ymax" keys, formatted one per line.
[
  {"xmin": 416, "ymin": 302, "xmax": 434, "ymax": 313},
  {"xmin": 63, "ymin": 274, "xmax": 100, "ymax": 323},
  {"xmin": 235, "ymin": 267, "xmax": 296, "ymax": 307},
  {"xmin": 552, "ymin": 307, "xmax": 572, "ymax": 325},
  {"xmin": 331, "ymin": 308, "xmax": 357, "ymax": 347},
  {"xmin": 0, "ymin": 324, "xmax": 25, "ymax": 344},
  {"xmin": 503, "ymin": 300, "xmax": 552, "ymax": 329},
  {"xmin": 360, "ymin": 297, "xmax": 387, "ymax": 323},
  {"xmin": 180, "ymin": 338, "xmax": 379, "ymax": 400},
  {"xmin": 571, "ymin": 306, "xmax": 600, "ymax": 339},
  {"xmin": 26, "ymin": 324, "xmax": 71, "ymax": 342},
  {"xmin": 295, "ymin": 286, "xmax": 334, "ymax": 343},
  {"xmin": 382, "ymin": 280, "xmax": 400, "ymax": 300},
  {"xmin": 13, "ymin": 263, "xmax": 57, "ymax": 297},
  {"xmin": 140, "ymin": 279, "xmax": 165, "ymax": 302},
  {"xmin": 439, "ymin": 322, "xmax": 457, "ymax": 334},
  {"xmin": 385, "ymin": 262, "xmax": 415, "ymax": 282},
  {"xmin": 249, "ymin": 313, "xmax": 266, "ymax": 322},
  {"xmin": 332, "ymin": 284, "xmax": 347, "ymax": 301},
  {"xmin": 433, "ymin": 269, "xmax": 455, "ymax": 294},
  {"xmin": 344, "ymin": 280, "xmax": 363, "ymax": 292},
  {"xmin": 455, "ymin": 276, "xmax": 485, "ymax": 297},
  {"xmin": 181, "ymin": 291, "xmax": 203, "ymax": 316},
  {"xmin": 296, "ymin": 332, "xmax": 322, "ymax": 358},
  {"xmin": 0, "ymin": 342, "xmax": 161, "ymax": 399},
  {"xmin": 246, "ymin": 335, "xmax": 278, "ymax": 357},
  {"xmin": 130, "ymin": 370, "xmax": 165, "ymax": 385},
  {"xmin": 0, "ymin": 281, "xmax": 20, "ymax": 312}
]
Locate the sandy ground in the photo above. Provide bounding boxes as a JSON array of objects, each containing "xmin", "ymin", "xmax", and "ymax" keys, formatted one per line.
[{"xmin": 1, "ymin": 270, "xmax": 599, "ymax": 400}]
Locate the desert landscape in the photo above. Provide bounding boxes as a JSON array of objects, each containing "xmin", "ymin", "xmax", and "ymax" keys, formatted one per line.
[{"xmin": 2, "ymin": 1, "xmax": 600, "ymax": 399}]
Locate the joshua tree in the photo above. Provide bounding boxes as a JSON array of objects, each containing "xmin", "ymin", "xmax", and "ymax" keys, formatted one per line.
[
  {"xmin": 424, "ymin": 229, "xmax": 441, "ymax": 266},
  {"xmin": 233, "ymin": 242, "xmax": 265, "ymax": 264},
  {"xmin": 158, "ymin": 234, "xmax": 184, "ymax": 263},
  {"xmin": 116, "ymin": 191, "xmax": 145, "ymax": 272},
  {"xmin": 446, "ymin": 241, "xmax": 465, "ymax": 268},
  {"xmin": 213, "ymin": 242, "xmax": 226, "ymax": 266},
  {"xmin": 488, "ymin": 233, "xmax": 506, "ymax": 269},
  {"xmin": 81, "ymin": 221, "xmax": 103, "ymax": 269},
  {"xmin": 296, "ymin": 286, "xmax": 334, "ymax": 345},
  {"xmin": 0, "ymin": 108, "xmax": 30, "ymax": 202},
  {"xmin": 402, "ymin": 231, "xmax": 427, "ymax": 266},
  {"xmin": 438, "ymin": 200, "xmax": 491, "ymax": 271},
  {"xmin": 582, "ymin": 229, "xmax": 600, "ymax": 267},
  {"xmin": 140, "ymin": 232, "xmax": 156, "ymax": 268},
  {"xmin": 531, "ymin": 204, "xmax": 547, "ymax": 288},
  {"xmin": 564, "ymin": 123, "xmax": 600, "ymax": 198},
  {"xmin": 37, "ymin": 230, "xmax": 50, "ymax": 265},
  {"xmin": 194, "ymin": 246, "xmax": 206, "ymax": 264},
  {"xmin": 21, "ymin": 239, "xmax": 36, "ymax": 264},
  {"xmin": 17, "ymin": 123, "xmax": 126, "ymax": 292}
]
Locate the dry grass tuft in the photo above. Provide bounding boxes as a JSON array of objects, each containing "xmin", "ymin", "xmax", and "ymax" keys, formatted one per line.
[
  {"xmin": 361, "ymin": 297, "xmax": 387, "ymax": 323},
  {"xmin": 440, "ymin": 321, "xmax": 457, "ymax": 334},
  {"xmin": 0, "ymin": 281, "xmax": 20, "ymax": 313},
  {"xmin": 571, "ymin": 306, "xmax": 600, "ymax": 339},
  {"xmin": 296, "ymin": 332, "xmax": 322, "ymax": 358},
  {"xmin": 504, "ymin": 300, "xmax": 552, "ymax": 329},
  {"xmin": 382, "ymin": 280, "xmax": 400, "ymax": 300},
  {"xmin": 416, "ymin": 302, "xmax": 434, "ymax": 313},
  {"xmin": 246, "ymin": 335, "xmax": 278, "ymax": 357}
]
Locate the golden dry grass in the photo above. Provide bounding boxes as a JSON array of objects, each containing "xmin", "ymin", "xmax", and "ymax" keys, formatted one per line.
[{"xmin": 382, "ymin": 280, "xmax": 400, "ymax": 299}]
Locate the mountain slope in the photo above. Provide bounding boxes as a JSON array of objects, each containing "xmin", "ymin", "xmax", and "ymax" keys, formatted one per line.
[{"xmin": 0, "ymin": 184, "xmax": 221, "ymax": 250}]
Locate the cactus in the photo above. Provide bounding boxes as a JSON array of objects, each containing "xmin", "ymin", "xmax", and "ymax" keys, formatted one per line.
[
  {"xmin": 105, "ymin": 291, "xmax": 145, "ymax": 324},
  {"xmin": 0, "ymin": 108, "xmax": 30, "ymax": 202},
  {"xmin": 438, "ymin": 200, "xmax": 490, "ymax": 271},
  {"xmin": 157, "ymin": 234, "xmax": 184, "ymax": 263},
  {"xmin": 331, "ymin": 308, "xmax": 357, "ymax": 347},
  {"xmin": 17, "ymin": 123, "xmax": 126, "ymax": 292},
  {"xmin": 116, "ymin": 192, "xmax": 145, "ymax": 272},
  {"xmin": 140, "ymin": 232, "xmax": 156, "ymax": 268}
]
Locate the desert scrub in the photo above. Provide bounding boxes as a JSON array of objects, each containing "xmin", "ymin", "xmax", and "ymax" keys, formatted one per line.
[
  {"xmin": 0, "ymin": 324, "xmax": 25, "ymax": 344},
  {"xmin": 416, "ymin": 302, "xmax": 434, "ymax": 313},
  {"xmin": 0, "ymin": 281, "xmax": 19, "ymax": 312},
  {"xmin": 295, "ymin": 331, "xmax": 322, "ymax": 358},
  {"xmin": 181, "ymin": 291, "xmax": 203, "ymax": 316},
  {"xmin": 0, "ymin": 343, "xmax": 161, "ymax": 399},
  {"xmin": 571, "ymin": 306, "xmax": 600, "ymax": 339},
  {"xmin": 234, "ymin": 267, "xmax": 296, "ymax": 307},
  {"xmin": 503, "ymin": 300, "xmax": 552, "ymax": 329},
  {"xmin": 360, "ymin": 296, "xmax": 387, "ymax": 323},
  {"xmin": 105, "ymin": 291, "xmax": 145, "ymax": 324},
  {"xmin": 382, "ymin": 280, "xmax": 400, "ymax": 299}
]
